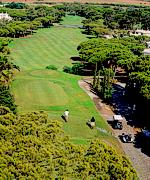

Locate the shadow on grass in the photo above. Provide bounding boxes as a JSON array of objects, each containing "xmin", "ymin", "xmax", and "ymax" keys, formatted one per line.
[
  {"xmin": 70, "ymin": 56, "xmax": 82, "ymax": 61},
  {"xmin": 61, "ymin": 115, "xmax": 67, "ymax": 122},
  {"xmin": 86, "ymin": 121, "xmax": 94, "ymax": 129}
]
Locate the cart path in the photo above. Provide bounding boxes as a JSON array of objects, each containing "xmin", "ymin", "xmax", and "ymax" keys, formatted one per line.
[{"xmin": 78, "ymin": 78, "xmax": 150, "ymax": 180}]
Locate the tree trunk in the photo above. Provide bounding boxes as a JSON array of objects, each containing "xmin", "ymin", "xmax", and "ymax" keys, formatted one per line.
[
  {"xmin": 93, "ymin": 62, "xmax": 97, "ymax": 88},
  {"xmin": 96, "ymin": 69, "xmax": 101, "ymax": 92}
]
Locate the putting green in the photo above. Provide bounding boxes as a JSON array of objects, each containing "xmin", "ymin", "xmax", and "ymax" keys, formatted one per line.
[{"xmin": 10, "ymin": 15, "xmax": 119, "ymax": 147}]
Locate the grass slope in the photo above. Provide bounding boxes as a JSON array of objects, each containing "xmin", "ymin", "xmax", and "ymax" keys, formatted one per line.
[{"xmin": 10, "ymin": 15, "xmax": 119, "ymax": 147}]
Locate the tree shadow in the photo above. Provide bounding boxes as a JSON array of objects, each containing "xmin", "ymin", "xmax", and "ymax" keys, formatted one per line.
[
  {"xmin": 81, "ymin": 30, "xmax": 95, "ymax": 38},
  {"xmin": 134, "ymin": 132, "xmax": 150, "ymax": 156},
  {"xmin": 70, "ymin": 56, "xmax": 82, "ymax": 61},
  {"xmin": 82, "ymin": 79, "xmax": 99, "ymax": 96},
  {"xmin": 110, "ymin": 83, "xmax": 140, "ymax": 128},
  {"xmin": 81, "ymin": 30, "xmax": 89, "ymax": 34},
  {"xmin": 86, "ymin": 36, "xmax": 96, "ymax": 39},
  {"xmin": 107, "ymin": 120, "xmax": 114, "ymax": 127}
]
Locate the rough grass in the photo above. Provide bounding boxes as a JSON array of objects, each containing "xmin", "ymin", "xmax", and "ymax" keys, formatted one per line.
[{"xmin": 10, "ymin": 15, "xmax": 121, "ymax": 149}]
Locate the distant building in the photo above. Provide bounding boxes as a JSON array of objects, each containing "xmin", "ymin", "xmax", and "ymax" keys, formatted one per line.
[
  {"xmin": 0, "ymin": 13, "xmax": 12, "ymax": 21},
  {"xmin": 103, "ymin": 34, "xmax": 113, "ymax": 39},
  {"xmin": 143, "ymin": 49, "xmax": 150, "ymax": 55},
  {"xmin": 130, "ymin": 29, "xmax": 150, "ymax": 37},
  {"xmin": 143, "ymin": 42, "xmax": 150, "ymax": 55},
  {"xmin": 146, "ymin": 41, "xmax": 150, "ymax": 48}
]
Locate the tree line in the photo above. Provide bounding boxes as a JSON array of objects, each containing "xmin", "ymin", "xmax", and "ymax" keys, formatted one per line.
[
  {"xmin": 0, "ymin": 38, "xmax": 18, "ymax": 113},
  {"xmin": 59, "ymin": 3, "xmax": 150, "ymax": 128},
  {"xmin": 0, "ymin": 4, "xmax": 65, "ymax": 37},
  {"xmin": 59, "ymin": 3, "xmax": 150, "ymax": 30}
]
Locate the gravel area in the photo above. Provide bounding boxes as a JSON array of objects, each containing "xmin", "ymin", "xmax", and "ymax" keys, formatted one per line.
[{"xmin": 78, "ymin": 78, "xmax": 150, "ymax": 180}]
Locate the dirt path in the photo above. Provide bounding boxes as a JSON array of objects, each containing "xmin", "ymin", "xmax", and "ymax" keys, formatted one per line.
[
  {"xmin": 3, "ymin": 0, "xmax": 150, "ymax": 6},
  {"xmin": 78, "ymin": 78, "xmax": 150, "ymax": 180}
]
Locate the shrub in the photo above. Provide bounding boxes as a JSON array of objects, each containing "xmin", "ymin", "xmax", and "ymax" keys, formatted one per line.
[
  {"xmin": 63, "ymin": 63, "xmax": 85, "ymax": 75},
  {"xmin": 71, "ymin": 63, "xmax": 84, "ymax": 75},
  {"xmin": 63, "ymin": 66, "xmax": 72, "ymax": 73},
  {"xmin": 45, "ymin": 65, "xmax": 57, "ymax": 70}
]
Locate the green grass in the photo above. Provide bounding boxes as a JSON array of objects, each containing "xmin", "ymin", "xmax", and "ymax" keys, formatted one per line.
[
  {"xmin": 10, "ymin": 15, "xmax": 120, "ymax": 148},
  {"xmin": 60, "ymin": 15, "xmax": 84, "ymax": 25}
]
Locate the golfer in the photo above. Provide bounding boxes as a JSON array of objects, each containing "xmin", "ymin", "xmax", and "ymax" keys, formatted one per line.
[{"xmin": 64, "ymin": 109, "xmax": 69, "ymax": 122}]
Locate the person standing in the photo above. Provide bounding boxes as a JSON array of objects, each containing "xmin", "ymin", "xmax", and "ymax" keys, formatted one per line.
[
  {"xmin": 90, "ymin": 116, "xmax": 96, "ymax": 128},
  {"xmin": 86, "ymin": 116, "xmax": 96, "ymax": 129},
  {"xmin": 64, "ymin": 109, "xmax": 69, "ymax": 122}
]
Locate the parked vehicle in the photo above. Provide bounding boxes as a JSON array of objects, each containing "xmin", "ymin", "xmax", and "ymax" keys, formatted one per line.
[
  {"xmin": 113, "ymin": 120, "xmax": 123, "ymax": 130},
  {"xmin": 113, "ymin": 115, "xmax": 123, "ymax": 130},
  {"xmin": 121, "ymin": 133, "xmax": 134, "ymax": 143}
]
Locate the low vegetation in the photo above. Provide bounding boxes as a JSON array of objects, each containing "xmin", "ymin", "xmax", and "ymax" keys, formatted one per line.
[{"xmin": 45, "ymin": 65, "xmax": 58, "ymax": 70}]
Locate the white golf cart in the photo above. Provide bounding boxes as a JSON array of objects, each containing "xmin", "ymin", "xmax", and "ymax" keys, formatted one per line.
[{"xmin": 113, "ymin": 115, "xmax": 123, "ymax": 130}]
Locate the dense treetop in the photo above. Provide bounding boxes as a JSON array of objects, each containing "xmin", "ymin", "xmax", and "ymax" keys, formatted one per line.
[
  {"xmin": 0, "ymin": 38, "xmax": 17, "ymax": 112},
  {"xmin": 0, "ymin": 107, "xmax": 137, "ymax": 179},
  {"xmin": 0, "ymin": 5, "xmax": 65, "ymax": 37}
]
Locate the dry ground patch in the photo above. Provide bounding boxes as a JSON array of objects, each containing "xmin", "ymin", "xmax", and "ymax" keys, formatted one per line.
[{"xmin": 2, "ymin": 0, "xmax": 150, "ymax": 6}]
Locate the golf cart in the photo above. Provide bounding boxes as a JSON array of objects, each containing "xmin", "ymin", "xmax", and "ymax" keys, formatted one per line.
[
  {"xmin": 121, "ymin": 133, "xmax": 134, "ymax": 143},
  {"xmin": 113, "ymin": 115, "xmax": 123, "ymax": 130}
]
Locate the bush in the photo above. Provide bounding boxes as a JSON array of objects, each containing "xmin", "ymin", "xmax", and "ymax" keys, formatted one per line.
[
  {"xmin": 45, "ymin": 65, "xmax": 57, "ymax": 70},
  {"xmin": 5, "ymin": 2, "xmax": 27, "ymax": 9},
  {"xmin": 63, "ymin": 66, "xmax": 72, "ymax": 73},
  {"xmin": 71, "ymin": 63, "xmax": 84, "ymax": 75},
  {"xmin": 63, "ymin": 63, "xmax": 85, "ymax": 75}
]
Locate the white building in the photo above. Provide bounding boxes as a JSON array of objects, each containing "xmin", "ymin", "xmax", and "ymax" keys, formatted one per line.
[
  {"xmin": 103, "ymin": 34, "xmax": 113, "ymax": 39},
  {"xmin": 146, "ymin": 41, "xmax": 150, "ymax": 48},
  {"xmin": 0, "ymin": 13, "xmax": 12, "ymax": 21},
  {"xmin": 143, "ymin": 42, "xmax": 150, "ymax": 55},
  {"xmin": 143, "ymin": 49, "xmax": 150, "ymax": 55},
  {"xmin": 130, "ymin": 29, "xmax": 150, "ymax": 37}
]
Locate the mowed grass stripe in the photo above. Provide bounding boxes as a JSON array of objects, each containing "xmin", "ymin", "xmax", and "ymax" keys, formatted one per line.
[
  {"xmin": 12, "ymin": 27, "xmax": 82, "ymax": 70},
  {"xmin": 60, "ymin": 15, "xmax": 84, "ymax": 25},
  {"xmin": 12, "ymin": 44, "xmax": 41, "ymax": 70},
  {"xmin": 38, "ymin": 28, "xmax": 79, "ymax": 58},
  {"xmin": 12, "ymin": 78, "xmax": 69, "ymax": 111},
  {"xmin": 11, "ymin": 15, "xmax": 117, "ymax": 144}
]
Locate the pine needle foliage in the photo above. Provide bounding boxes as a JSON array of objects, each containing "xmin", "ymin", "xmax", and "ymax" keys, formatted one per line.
[{"xmin": 0, "ymin": 108, "xmax": 137, "ymax": 179}]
